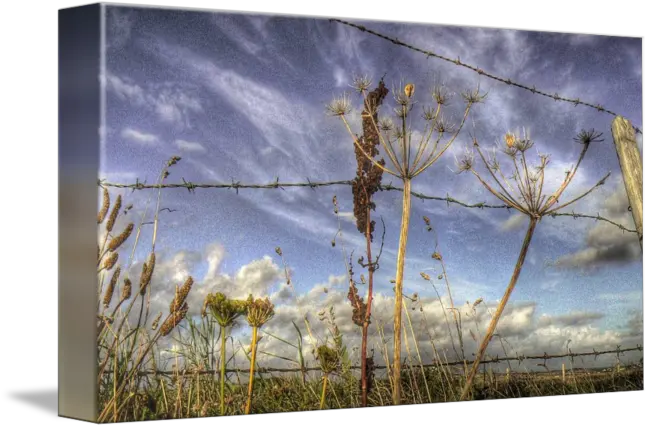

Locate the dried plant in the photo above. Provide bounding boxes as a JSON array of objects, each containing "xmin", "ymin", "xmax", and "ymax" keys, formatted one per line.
[
  {"xmin": 244, "ymin": 296, "xmax": 275, "ymax": 414},
  {"xmin": 347, "ymin": 78, "xmax": 388, "ymax": 406},
  {"xmin": 95, "ymin": 157, "xmax": 199, "ymax": 423},
  {"xmin": 204, "ymin": 292, "xmax": 248, "ymax": 415},
  {"xmin": 316, "ymin": 344, "xmax": 340, "ymax": 409},
  {"xmin": 457, "ymin": 128, "xmax": 607, "ymax": 400},
  {"xmin": 329, "ymin": 75, "xmax": 484, "ymax": 404}
]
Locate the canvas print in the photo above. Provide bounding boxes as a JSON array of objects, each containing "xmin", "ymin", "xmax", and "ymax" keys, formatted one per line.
[{"xmin": 85, "ymin": 3, "xmax": 644, "ymax": 422}]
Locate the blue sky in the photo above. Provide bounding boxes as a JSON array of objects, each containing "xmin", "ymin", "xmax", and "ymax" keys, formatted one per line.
[{"xmin": 100, "ymin": 5, "xmax": 643, "ymax": 368}]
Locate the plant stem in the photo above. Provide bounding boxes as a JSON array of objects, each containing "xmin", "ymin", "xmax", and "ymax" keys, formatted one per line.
[
  {"xmin": 320, "ymin": 374, "xmax": 329, "ymax": 410},
  {"xmin": 360, "ymin": 203, "xmax": 375, "ymax": 407},
  {"xmin": 392, "ymin": 178, "xmax": 412, "ymax": 405},
  {"xmin": 245, "ymin": 326, "xmax": 259, "ymax": 414},
  {"xmin": 219, "ymin": 325, "xmax": 227, "ymax": 416},
  {"xmin": 460, "ymin": 217, "xmax": 538, "ymax": 400}
]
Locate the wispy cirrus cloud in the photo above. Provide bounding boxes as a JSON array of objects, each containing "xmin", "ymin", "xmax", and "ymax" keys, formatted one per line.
[
  {"xmin": 120, "ymin": 127, "xmax": 159, "ymax": 145},
  {"xmin": 174, "ymin": 139, "xmax": 206, "ymax": 153}
]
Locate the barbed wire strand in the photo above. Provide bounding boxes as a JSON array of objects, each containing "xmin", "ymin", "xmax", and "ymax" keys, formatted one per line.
[
  {"xmin": 329, "ymin": 18, "xmax": 643, "ymax": 136},
  {"xmin": 115, "ymin": 345, "xmax": 642, "ymax": 376},
  {"xmin": 98, "ymin": 179, "xmax": 638, "ymax": 234}
]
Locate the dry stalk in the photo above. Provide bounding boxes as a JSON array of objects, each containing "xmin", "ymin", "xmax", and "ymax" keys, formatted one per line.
[
  {"xmin": 457, "ymin": 128, "xmax": 606, "ymax": 400},
  {"xmin": 329, "ymin": 75, "xmax": 484, "ymax": 404}
]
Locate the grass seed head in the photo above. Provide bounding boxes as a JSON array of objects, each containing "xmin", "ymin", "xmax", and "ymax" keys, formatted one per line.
[
  {"xmin": 139, "ymin": 252, "xmax": 156, "ymax": 295},
  {"xmin": 170, "ymin": 276, "xmax": 194, "ymax": 314},
  {"xmin": 159, "ymin": 303, "xmax": 189, "ymax": 336},
  {"xmin": 121, "ymin": 278, "xmax": 132, "ymax": 302},
  {"xmin": 108, "ymin": 223, "xmax": 134, "ymax": 252},
  {"xmin": 103, "ymin": 252, "xmax": 119, "ymax": 271},
  {"xmin": 103, "ymin": 266, "xmax": 121, "ymax": 308},
  {"xmin": 98, "ymin": 188, "xmax": 110, "ymax": 224},
  {"xmin": 151, "ymin": 312, "xmax": 162, "ymax": 330},
  {"xmin": 106, "ymin": 195, "xmax": 122, "ymax": 232}
]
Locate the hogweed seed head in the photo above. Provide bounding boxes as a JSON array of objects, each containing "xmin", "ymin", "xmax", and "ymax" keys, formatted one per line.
[
  {"xmin": 316, "ymin": 345, "xmax": 340, "ymax": 374},
  {"xmin": 454, "ymin": 148, "xmax": 475, "ymax": 174},
  {"xmin": 326, "ymin": 93, "xmax": 352, "ymax": 116},
  {"xmin": 574, "ymin": 129, "xmax": 604, "ymax": 145},
  {"xmin": 352, "ymin": 74, "xmax": 372, "ymax": 93},
  {"xmin": 246, "ymin": 295, "xmax": 275, "ymax": 328},
  {"xmin": 205, "ymin": 292, "xmax": 248, "ymax": 328},
  {"xmin": 431, "ymin": 84, "xmax": 451, "ymax": 105}
]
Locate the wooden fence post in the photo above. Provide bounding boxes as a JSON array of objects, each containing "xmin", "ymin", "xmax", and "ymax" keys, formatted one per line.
[{"xmin": 611, "ymin": 116, "xmax": 643, "ymax": 250}]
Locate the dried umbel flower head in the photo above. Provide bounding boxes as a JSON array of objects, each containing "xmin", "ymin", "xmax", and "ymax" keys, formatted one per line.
[
  {"xmin": 352, "ymin": 74, "xmax": 372, "ymax": 93},
  {"xmin": 326, "ymin": 93, "xmax": 352, "ymax": 116},
  {"xmin": 205, "ymin": 292, "xmax": 248, "ymax": 327},
  {"xmin": 98, "ymin": 188, "xmax": 110, "ymax": 224},
  {"xmin": 108, "ymin": 223, "xmax": 134, "ymax": 252},
  {"xmin": 170, "ymin": 276, "xmax": 194, "ymax": 314},
  {"xmin": 574, "ymin": 128, "xmax": 604, "ymax": 145},
  {"xmin": 316, "ymin": 345, "xmax": 340, "ymax": 375},
  {"xmin": 246, "ymin": 295, "xmax": 275, "ymax": 328}
]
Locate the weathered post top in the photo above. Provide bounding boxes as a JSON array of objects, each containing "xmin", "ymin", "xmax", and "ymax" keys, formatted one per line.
[{"xmin": 611, "ymin": 116, "xmax": 643, "ymax": 250}]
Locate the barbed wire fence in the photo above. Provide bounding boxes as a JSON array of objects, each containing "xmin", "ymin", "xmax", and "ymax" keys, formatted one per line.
[
  {"xmin": 96, "ymin": 21, "xmax": 644, "ymax": 401},
  {"xmin": 108, "ymin": 345, "xmax": 642, "ymax": 376},
  {"xmin": 98, "ymin": 178, "xmax": 639, "ymax": 235},
  {"xmin": 329, "ymin": 18, "xmax": 643, "ymax": 136}
]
